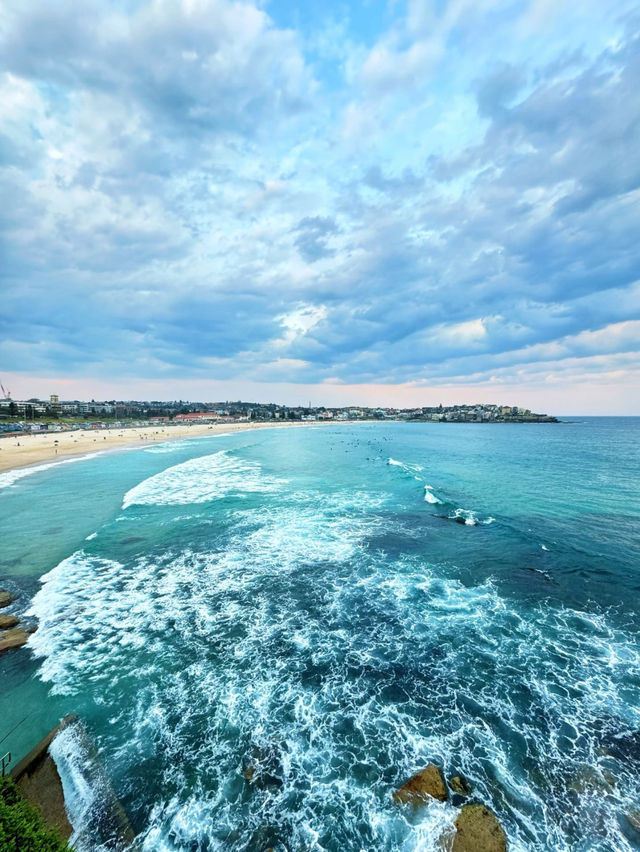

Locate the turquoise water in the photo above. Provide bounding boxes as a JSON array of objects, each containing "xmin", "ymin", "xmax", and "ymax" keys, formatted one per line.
[{"xmin": 1, "ymin": 420, "xmax": 639, "ymax": 851}]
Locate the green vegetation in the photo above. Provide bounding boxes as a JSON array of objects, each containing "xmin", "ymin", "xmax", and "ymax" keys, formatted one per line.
[{"xmin": 0, "ymin": 777, "xmax": 68, "ymax": 852}]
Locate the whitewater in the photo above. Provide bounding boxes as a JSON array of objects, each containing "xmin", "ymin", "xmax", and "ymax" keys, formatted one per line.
[{"xmin": 1, "ymin": 420, "xmax": 640, "ymax": 851}]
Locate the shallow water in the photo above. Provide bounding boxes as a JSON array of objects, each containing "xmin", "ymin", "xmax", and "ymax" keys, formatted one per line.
[{"xmin": 1, "ymin": 420, "xmax": 639, "ymax": 851}]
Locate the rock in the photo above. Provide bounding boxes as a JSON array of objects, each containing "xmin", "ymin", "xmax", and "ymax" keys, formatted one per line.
[
  {"xmin": 450, "ymin": 775, "xmax": 473, "ymax": 796},
  {"xmin": 0, "ymin": 627, "xmax": 29, "ymax": 654},
  {"xmin": 627, "ymin": 809, "xmax": 640, "ymax": 833},
  {"xmin": 242, "ymin": 747, "xmax": 283, "ymax": 791},
  {"xmin": 600, "ymin": 729, "xmax": 640, "ymax": 762},
  {"xmin": 393, "ymin": 765, "xmax": 449, "ymax": 804},
  {"xmin": 568, "ymin": 766, "xmax": 615, "ymax": 794},
  {"xmin": 0, "ymin": 589, "xmax": 12, "ymax": 608},
  {"xmin": 0, "ymin": 614, "xmax": 19, "ymax": 629},
  {"xmin": 452, "ymin": 804, "xmax": 507, "ymax": 852}
]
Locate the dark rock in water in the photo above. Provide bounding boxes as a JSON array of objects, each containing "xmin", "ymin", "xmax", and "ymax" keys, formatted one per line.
[
  {"xmin": 627, "ymin": 809, "xmax": 640, "ymax": 833},
  {"xmin": 449, "ymin": 775, "xmax": 472, "ymax": 796},
  {"xmin": 0, "ymin": 614, "xmax": 19, "ymax": 629},
  {"xmin": 451, "ymin": 804, "xmax": 507, "ymax": 852},
  {"xmin": 242, "ymin": 745, "xmax": 284, "ymax": 791},
  {"xmin": 243, "ymin": 762, "xmax": 283, "ymax": 790},
  {"xmin": 393, "ymin": 764, "xmax": 449, "ymax": 804},
  {"xmin": 568, "ymin": 766, "xmax": 615, "ymax": 794},
  {"xmin": 0, "ymin": 627, "xmax": 29, "ymax": 654},
  {"xmin": 247, "ymin": 824, "xmax": 282, "ymax": 850},
  {"xmin": 0, "ymin": 589, "xmax": 13, "ymax": 608},
  {"xmin": 454, "ymin": 516, "xmax": 468, "ymax": 525},
  {"xmin": 600, "ymin": 729, "xmax": 640, "ymax": 763}
]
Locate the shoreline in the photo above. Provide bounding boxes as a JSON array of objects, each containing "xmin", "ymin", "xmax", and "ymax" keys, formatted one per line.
[
  {"xmin": 0, "ymin": 421, "xmax": 333, "ymax": 476},
  {"xmin": 0, "ymin": 416, "xmax": 562, "ymax": 477}
]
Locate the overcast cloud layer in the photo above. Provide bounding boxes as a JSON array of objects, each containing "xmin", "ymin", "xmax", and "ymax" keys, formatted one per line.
[{"xmin": 1, "ymin": 0, "xmax": 639, "ymax": 410}]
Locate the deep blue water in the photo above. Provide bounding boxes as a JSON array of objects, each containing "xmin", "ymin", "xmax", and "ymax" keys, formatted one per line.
[{"xmin": 1, "ymin": 419, "xmax": 639, "ymax": 851}]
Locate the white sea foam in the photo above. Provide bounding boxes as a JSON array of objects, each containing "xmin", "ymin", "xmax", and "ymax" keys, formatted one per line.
[
  {"xmin": 85, "ymin": 532, "xmax": 97, "ymax": 541},
  {"xmin": 122, "ymin": 450, "xmax": 284, "ymax": 508},
  {"xmin": 26, "ymin": 461, "xmax": 638, "ymax": 852},
  {"xmin": 30, "ymin": 536, "xmax": 640, "ymax": 852},
  {"xmin": 448, "ymin": 507, "xmax": 495, "ymax": 525},
  {"xmin": 0, "ymin": 452, "xmax": 103, "ymax": 490},
  {"xmin": 423, "ymin": 485, "xmax": 442, "ymax": 504}
]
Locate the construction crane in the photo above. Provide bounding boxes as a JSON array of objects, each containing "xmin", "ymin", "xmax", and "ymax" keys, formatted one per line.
[{"xmin": 0, "ymin": 380, "xmax": 11, "ymax": 400}]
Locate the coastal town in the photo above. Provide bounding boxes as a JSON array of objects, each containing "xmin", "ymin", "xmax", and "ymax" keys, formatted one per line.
[{"xmin": 0, "ymin": 393, "xmax": 558, "ymax": 433}]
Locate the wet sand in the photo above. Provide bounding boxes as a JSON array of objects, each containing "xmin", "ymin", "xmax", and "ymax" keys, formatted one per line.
[{"xmin": 0, "ymin": 421, "xmax": 325, "ymax": 474}]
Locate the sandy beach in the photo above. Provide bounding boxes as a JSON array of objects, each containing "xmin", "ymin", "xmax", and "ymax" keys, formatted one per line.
[{"xmin": 0, "ymin": 421, "xmax": 320, "ymax": 474}]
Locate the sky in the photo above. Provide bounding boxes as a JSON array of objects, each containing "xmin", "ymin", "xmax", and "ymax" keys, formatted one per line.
[{"xmin": 1, "ymin": 0, "xmax": 639, "ymax": 413}]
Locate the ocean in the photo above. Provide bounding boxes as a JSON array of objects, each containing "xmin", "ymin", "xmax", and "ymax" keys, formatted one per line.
[{"xmin": 1, "ymin": 419, "xmax": 639, "ymax": 851}]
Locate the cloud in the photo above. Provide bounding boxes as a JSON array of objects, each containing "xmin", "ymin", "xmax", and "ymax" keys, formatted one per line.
[
  {"xmin": 293, "ymin": 216, "xmax": 339, "ymax": 262},
  {"xmin": 0, "ymin": 0, "xmax": 639, "ymax": 410}
]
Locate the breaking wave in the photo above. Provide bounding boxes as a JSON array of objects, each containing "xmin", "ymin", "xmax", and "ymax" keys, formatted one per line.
[
  {"xmin": 424, "ymin": 485, "xmax": 443, "ymax": 505},
  {"xmin": 122, "ymin": 450, "xmax": 284, "ymax": 508},
  {"xmin": 387, "ymin": 458, "xmax": 423, "ymax": 478}
]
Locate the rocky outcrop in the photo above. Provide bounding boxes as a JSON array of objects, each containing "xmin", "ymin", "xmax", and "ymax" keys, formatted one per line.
[
  {"xmin": 0, "ymin": 627, "xmax": 30, "ymax": 654},
  {"xmin": 242, "ymin": 745, "xmax": 284, "ymax": 791},
  {"xmin": 451, "ymin": 804, "xmax": 507, "ymax": 852},
  {"xmin": 10, "ymin": 717, "xmax": 76, "ymax": 842},
  {"xmin": 393, "ymin": 764, "xmax": 449, "ymax": 804},
  {"xmin": 0, "ymin": 589, "xmax": 12, "ymax": 608},
  {"xmin": 449, "ymin": 775, "xmax": 472, "ymax": 797},
  {"xmin": 568, "ymin": 765, "xmax": 615, "ymax": 794},
  {"xmin": 0, "ymin": 614, "xmax": 19, "ymax": 629},
  {"xmin": 626, "ymin": 809, "xmax": 640, "ymax": 833}
]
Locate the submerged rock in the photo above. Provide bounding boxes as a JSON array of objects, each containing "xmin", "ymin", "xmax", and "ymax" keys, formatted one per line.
[
  {"xmin": 0, "ymin": 627, "xmax": 29, "ymax": 654},
  {"xmin": 393, "ymin": 764, "xmax": 449, "ymax": 804},
  {"xmin": 568, "ymin": 765, "xmax": 615, "ymax": 795},
  {"xmin": 0, "ymin": 614, "xmax": 19, "ymax": 629},
  {"xmin": 449, "ymin": 775, "xmax": 473, "ymax": 797},
  {"xmin": 451, "ymin": 804, "xmax": 507, "ymax": 852},
  {"xmin": 0, "ymin": 589, "xmax": 12, "ymax": 608},
  {"xmin": 600, "ymin": 729, "xmax": 640, "ymax": 763},
  {"xmin": 242, "ymin": 745, "xmax": 284, "ymax": 791}
]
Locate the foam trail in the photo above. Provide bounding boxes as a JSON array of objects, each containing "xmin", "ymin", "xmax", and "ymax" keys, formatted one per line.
[{"xmin": 387, "ymin": 457, "xmax": 423, "ymax": 474}]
